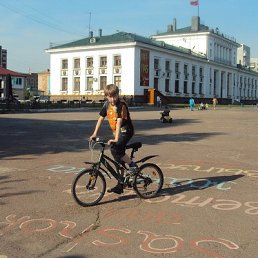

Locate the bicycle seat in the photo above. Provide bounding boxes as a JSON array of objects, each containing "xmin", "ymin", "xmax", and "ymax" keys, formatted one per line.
[{"xmin": 126, "ymin": 142, "xmax": 142, "ymax": 151}]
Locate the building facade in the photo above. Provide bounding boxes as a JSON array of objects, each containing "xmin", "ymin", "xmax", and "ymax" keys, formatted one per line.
[
  {"xmin": 46, "ymin": 17, "xmax": 258, "ymax": 104},
  {"xmin": 237, "ymin": 44, "xmax": 250, "ymax": 67},
  {"xmin": 250, "ymin": 58, "xmax": 258, "ymax": 73},
  {"xmin": 25, "ymin": 73, "xmax": 38, "ymax": 96},
  {"xmin": 37, "ymin": 69, "xmax": 50, "ymax": 96},
  {"xmin": 0, "ymin": 67, "xmax": 27, "ymax": 100}
]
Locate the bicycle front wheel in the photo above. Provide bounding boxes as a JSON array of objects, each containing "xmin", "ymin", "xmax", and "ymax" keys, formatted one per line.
[
  {"xmin": 133, "ymin": 163, "xmax": 164, "ymax": 199},
  {"xmin": 72, "ymin": 168, "xmax": 106, "ymax": 207}
]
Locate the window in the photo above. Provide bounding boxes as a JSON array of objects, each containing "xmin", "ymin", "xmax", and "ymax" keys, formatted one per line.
[
  {"xmin": 199, "ymin": 83, "xmax": 203, "ymax": 94},
  {"xmin": 165, "ymin": 60, "xmax": 170, "ymax": 71},
  {"xmin": 192, "ymin": 82, "xmax": 195, "ymax": 94},
  {"xmin": 114, "ymin": 55, "xmax": 121, "ymax": 66},
  {"xmin": 192, "ymin": 66, "xmax": 196, "ymax": 80},
  {"xmin": 184, "ymin": 64, "xmax": 188, "ymax": 80},
  {"xmin": 14, "ymin": 78, "xmax": 22, "ymax": 85},
  {"xmin": 184, "ymin": 81, "xmax": 188, "ymax": 94},
  {"xmin": 61, "ymin": 78, "xmax": 68, "ymax": 91},
  {"xmin": 87, "ymin": 57, "xmax": 93, "ymax": 68},
  {"xmin": 62, "ymin": 59, "xmax": 68, "ymax": 69},
  {"xmin": 199, "ymin": 68, "xmax": 204, "ymax": 94},
  {"xmin": 100, "ymin": 56, "xmax": 107, "ymax": 67},
  {"xmin": 100, "ymin": 76, "xmax": 107, "ymax": 90},
  {"xmin": 154, "ymin": 58, "xmax": 159, "ymax": 70},
  {"xmin": 74, "ymin": 58, "xmax": 80, "ymax": 69},
  {"xmin": 86, "ymin": 77, "xmax": 93, "ymax": 91},
  {"xmin": 165, "ymin": 79, "xmax": 170, "ymax": 92},
  {"xmin": 199, "ymin": 67, "xmax": 203, "ymax": 82},
  {"xmin": 73, "ymin": 77, "xmax": 80, "ymax": 91},
  {"xmin": 114, "ymin": 76, "xmax": 121, "ymax": 89},
  {"xmin": 175, "ymin": 62, "xmax": 179, "ymax": 73},
  {"xmin": 175, "ymin": 62, "xmax": 180, "ymax": 79},
  {"xmin": 184, "ymin": 64, "xmax": 188, "ymax": 74},
  {"xmin": 175, "ymin": 80, "xmax": 179, "ymax": 93}
]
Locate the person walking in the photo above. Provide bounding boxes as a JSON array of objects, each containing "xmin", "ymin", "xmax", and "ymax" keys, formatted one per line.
[
  {"xmin": 212, "ymin": 97, "xmax": 218, "ymax": 110},
  {"xmin": 189, "ymin": 97, "xmax": 195, "ymax": 111},
  {"xmin": 157, "ymin": 95, "xmax": 161, "ymax": 107}
]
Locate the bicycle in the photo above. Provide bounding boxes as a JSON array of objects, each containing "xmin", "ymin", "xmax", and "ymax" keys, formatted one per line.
[{"xmin": 72, "ymin": 138, "xmax": 164, "ymax": 207}]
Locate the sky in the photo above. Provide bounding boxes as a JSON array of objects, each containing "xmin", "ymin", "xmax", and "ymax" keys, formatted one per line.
[{"xmin": 1, "ymin": 0, "xmax": 258, "ymax": 73}]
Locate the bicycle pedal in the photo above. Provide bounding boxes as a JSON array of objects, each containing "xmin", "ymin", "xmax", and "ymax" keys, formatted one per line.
[{"xmin": 87, "ymin": 184, "xmax": 96, "ymax": 190}]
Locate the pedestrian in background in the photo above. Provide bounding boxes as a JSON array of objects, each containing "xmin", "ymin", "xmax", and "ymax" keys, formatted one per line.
[
  {"xmin": 157, "ymin": 95, "xmax": 161, "ymax": 107},
  {"xmin": 212, "ymin": 97, "xmax": 218, "ymax": 110},
  {"xmin": 189, "ymin": 97, "xmax": 195, "ymax": 111}
]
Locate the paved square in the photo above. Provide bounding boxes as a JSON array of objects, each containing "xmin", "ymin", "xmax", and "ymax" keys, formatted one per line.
[{"xmin": 0, "ymin": 106, "xmax": 257, "ymax": 257}]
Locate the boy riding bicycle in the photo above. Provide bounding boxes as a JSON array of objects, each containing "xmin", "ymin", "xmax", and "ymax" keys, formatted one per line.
[{"xmin": 89, "ymin": 84, "xmax": 137, "ymax": 194}]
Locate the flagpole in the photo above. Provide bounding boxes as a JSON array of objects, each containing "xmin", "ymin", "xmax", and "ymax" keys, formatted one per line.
[
  {"xmin": 190, "ymin": 0, "xmax": 200, "ymax": 17},
  {"xmin": 198, "ymin": 0, "xmax": 200, "ymax": 17}
]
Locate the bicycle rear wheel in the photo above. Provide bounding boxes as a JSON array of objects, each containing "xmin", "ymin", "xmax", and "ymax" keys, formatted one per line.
[
  {"xmin": 133, "ymin": 163, "xmax": 163, "ymax": 199},
  {"xmin": 72, "ymin": 168, "xmax": 106, "ymax": 207}
]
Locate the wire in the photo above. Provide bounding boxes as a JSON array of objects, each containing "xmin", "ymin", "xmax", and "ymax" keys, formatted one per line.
[{"xmin": 0, "ymin": 0, "xmax": 86, "ymax": 37}]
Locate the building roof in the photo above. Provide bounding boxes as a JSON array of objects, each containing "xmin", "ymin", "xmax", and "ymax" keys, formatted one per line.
[
  {"xmin": 37, "ymin": 69, "xmax": 50, "ymax": 74},
  {"xmin": 0, "ymin": 67, "xmax": 28, "ymax": 77},
  {"xmin": 155, "ymin": 24, "xmax": 210, "ymax": 36},
  {"xmin": 47, "ymin": 31, "xmax": 206, "ymax": 59},
  {"xmin": 153, "ymin": 23, "xmax": 237, "ymax": 44}
]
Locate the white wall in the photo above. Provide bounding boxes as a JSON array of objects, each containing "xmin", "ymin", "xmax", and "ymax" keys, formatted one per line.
[
  {"xmin": 49, "ymin": 45, "xmax": 137, "ymax": 96},
  {"xmin": 48, "ymin": 41, "xmax": 258, "ymax": 101}
]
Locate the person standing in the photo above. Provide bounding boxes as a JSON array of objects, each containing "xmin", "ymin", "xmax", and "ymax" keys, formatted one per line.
[
  {"xmin": 212, "ymin": 97, "xmax": 218, "ymax": 110},
  {"xmin": 189, "ymin": 97, "xmax": 195, "ymax": 111},
  {"xmin": 157, "ymin": 95, "xmax": 161, "ymax": 107}
]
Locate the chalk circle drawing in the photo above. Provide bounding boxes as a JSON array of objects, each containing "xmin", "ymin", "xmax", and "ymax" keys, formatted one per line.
[
  {"xmin": 47, "ymin": 165, "xmax": 84, "ymax": 174},
  {"xmin": 138, "ymin": 231, "xmax": 184, "ymax": 254},
  {"xmin": 191, "ymin": 238, "xmax": 239, "ymax": 258},
  {"xmin": 20, "ymin": 219, "xmax": 58, "ymax": 233},
  {"xmin": 91, "ymin": 227, "xmax": 239, "ymax": 255}
]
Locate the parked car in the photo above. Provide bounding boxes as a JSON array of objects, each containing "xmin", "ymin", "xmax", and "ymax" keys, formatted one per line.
[
  {"xmin": 34, "ymin": 96, "xmax": 51, "ymax": 103},
  {"xmin": 232, "ymin": 99, "xmax": 241, "ymax": 105}
]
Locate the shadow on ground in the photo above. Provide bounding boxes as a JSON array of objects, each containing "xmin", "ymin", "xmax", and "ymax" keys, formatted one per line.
[
  {"xmin": 0, "ymin": 175, "xmax": 45, "ymax": 205},
  {"xmin": 0, "ymin": 115, "xmax": 225, "ymax": 159},
  {"xmin": 93, "ymin": 174, "xmax": 244, "ymax": 206}
]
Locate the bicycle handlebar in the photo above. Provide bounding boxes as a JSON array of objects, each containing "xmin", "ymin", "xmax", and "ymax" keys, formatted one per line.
[{"xmin": 90, "ymin": 137, "xmax": 109, "ymax": 145}]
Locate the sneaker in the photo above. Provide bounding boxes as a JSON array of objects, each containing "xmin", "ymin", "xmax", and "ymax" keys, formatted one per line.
[
  {"xmin": 107, "ymin": 183, "xmax": 124, "ymax": 194},
  {"xmin": 126, "ymin": 177, "xmax": 134, "ymax": 188}
]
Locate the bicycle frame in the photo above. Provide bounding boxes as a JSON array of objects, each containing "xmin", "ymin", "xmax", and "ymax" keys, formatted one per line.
[
  {"xmin": 85, "ymin": 140, "xmax": 160, "ymax": 183},
  {"xmin": 85, "ymin": 142, "xmax": 124, "ymax": 183},
  {"xmin": 99, "ymin": 154, "xmax": 124, "ymax": 182}
]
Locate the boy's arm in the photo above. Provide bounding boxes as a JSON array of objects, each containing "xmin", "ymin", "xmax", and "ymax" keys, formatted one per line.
[{"xmin": 90, "ymin": 116, "xmax": 105, "ymax": 140}]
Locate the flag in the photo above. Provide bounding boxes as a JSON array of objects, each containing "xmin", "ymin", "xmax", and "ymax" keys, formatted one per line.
[{"xmin": 190, "ymin": 0, "xmax": 199, "ymax": 6}]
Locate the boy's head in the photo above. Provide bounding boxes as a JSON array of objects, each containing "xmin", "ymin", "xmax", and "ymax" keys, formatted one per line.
[{"xmin": 104, "ymin": 84, "xmax": 119, "ymax": 106}]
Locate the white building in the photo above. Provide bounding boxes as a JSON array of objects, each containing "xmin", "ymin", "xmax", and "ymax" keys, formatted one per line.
[
  {"xmin": 237, "ymin": 44, "xmax": 250, "ymax": 67},
  {"xmin": 46, "ymin": 17, "xmax": 258, "ymax": 104},
  {"xmin": 250, "ymin": 58, "xmax": 258, "ymax": 73}
]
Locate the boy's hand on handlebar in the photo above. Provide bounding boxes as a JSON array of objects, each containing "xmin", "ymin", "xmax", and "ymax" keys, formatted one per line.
[{"xmin": 89, "ymin": 134, "xmax": 97, "ymax": 141}]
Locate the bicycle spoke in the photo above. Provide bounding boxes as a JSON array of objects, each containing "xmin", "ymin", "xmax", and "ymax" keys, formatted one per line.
[
  {"xmin": 133, "ymin": 163, "xmax": 163, "ymax": 199},
  {"xmin": 72, "ymin": 169, "xmax": 106, "ymax": 207}
]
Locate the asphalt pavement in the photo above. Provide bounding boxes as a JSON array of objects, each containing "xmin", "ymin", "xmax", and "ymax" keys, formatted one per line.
[{"xmin": 0, "ymin": 105, "xmax": 257, "ymax": 258}]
